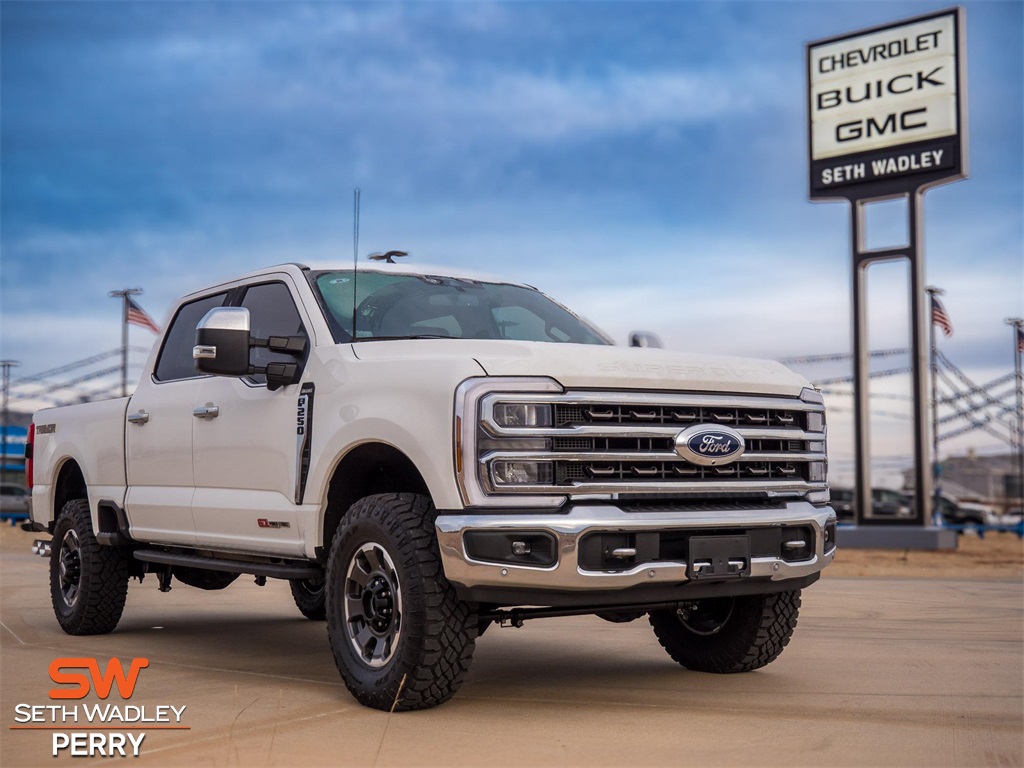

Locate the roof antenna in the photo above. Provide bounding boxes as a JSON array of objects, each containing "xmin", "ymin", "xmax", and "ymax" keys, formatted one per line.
[{"xmin": 352, "ymin": 188, "xmax": 360, "ymax": 341}]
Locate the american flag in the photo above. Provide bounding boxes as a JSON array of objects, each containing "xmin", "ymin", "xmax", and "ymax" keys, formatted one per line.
[
  {"xmin": 127, "ymin": 297, "xmax": 160, "ymax": 334},
  {"xmin": 1017, "ymin": 325, "xmax": 1024, "ymax": 353},
  {"xmin": 931, "ymin": 296, "xmax": 953, "ymax": 338}
]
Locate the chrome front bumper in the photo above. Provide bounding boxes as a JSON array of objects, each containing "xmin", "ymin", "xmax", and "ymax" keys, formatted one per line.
[{"xmin": 435, "ymin": 502, "xmax": 836, "ymax": 592}]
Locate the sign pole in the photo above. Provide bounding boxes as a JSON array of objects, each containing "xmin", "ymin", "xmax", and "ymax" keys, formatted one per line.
[
  {"xmin": 908, "ymin": 190, "xmax": 932, "ymax": 525},
  {"xmin": 850, "ymin": 203, "xmax": 872, "ymax": 524}
]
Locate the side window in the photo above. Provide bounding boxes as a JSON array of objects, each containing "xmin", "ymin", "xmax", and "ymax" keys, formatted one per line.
[
  {"xmin": 154, "ymin": 293, "xmax": 228, "ymax": 382},
  {"xmin": 239, "ymin": 282, "xmax": 308, "ymax": 385}
]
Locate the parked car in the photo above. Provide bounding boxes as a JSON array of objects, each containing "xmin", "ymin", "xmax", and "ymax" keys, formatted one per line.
[
  {"xmin": 829, "ymin": 487, "xmax": 911, "ymax": 523},
  {"xmin": 928, "ymin": 492, "xmax": 998, "ymax": 529},
  {"xmin": 0, "ymin": 482, "xmax": 30, "ymax": 519},
  {"xmin": 831, "ymin": 488, "xmax": 855, "ymax": 522},
  {"xmin": 997, "ymin": 507, "xmax": 1023, "ymax": 527},
  {"xmin": 872, "ymin": 488, "xmax": 912, "ymax": 518}
]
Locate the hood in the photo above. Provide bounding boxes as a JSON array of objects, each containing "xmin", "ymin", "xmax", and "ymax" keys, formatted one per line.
[{"xmin": 351, "ymin": 339, "xmax": 809, "ymax": 397}]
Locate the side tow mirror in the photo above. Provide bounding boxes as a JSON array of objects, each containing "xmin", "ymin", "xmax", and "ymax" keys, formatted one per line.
[
  {"xmin": 629, "ymin": 330, "xmax": 663, "ymax": 349},
  {"xmin": 194, "ymin": 307, "xmax": 252, "ymax": 376}
]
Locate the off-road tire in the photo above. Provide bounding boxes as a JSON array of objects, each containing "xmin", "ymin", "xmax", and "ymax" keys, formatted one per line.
[
  {"xmin": 649, "ymin": 590, "xmax": 801, "ymax": 673},
  {"xmin": 50, "ymin": 499, "xmax": 129, "ymax": 635},
  {"xmin": 325, "ymin": 493, "xmax": 477, "ymax": 711},
  {"xmin": 290, "ymin": 577, "xmax": 327, "ymax": 620}
]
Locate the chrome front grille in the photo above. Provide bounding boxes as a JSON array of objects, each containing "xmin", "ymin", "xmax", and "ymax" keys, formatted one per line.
[
  {"xmin": 554, "ymin": 402, "xmax": 807, "ymax": 430},
  {"xmin": 474, "ymin": 389, "xmax": 828, "ymax": 499},
  {"xmin": 555, "ymin": 460, "xmax": 810, "ymax": 484}
]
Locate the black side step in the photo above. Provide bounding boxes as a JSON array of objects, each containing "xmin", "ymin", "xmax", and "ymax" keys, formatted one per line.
[{"xmin": 133, "ymin": 549, "xmax": 323, "ymax": 580}]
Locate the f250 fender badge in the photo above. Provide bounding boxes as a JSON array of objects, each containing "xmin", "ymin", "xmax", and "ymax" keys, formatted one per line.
[
  {"xmin": 675, "ymin": 425, "xmax": 745, "ymax": 466},
  {"xmin": 258, "ymin": 519, "xmax": 290, "ymax": 529},
  {"xmin": 295, "ymin": 382, "xmax": 315, "ymax": 504}
]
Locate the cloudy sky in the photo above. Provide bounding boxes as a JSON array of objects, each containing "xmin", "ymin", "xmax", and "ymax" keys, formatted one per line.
[{"xmin": 2, "ymin": 1, "xmax": 1021, "ymax": 485}]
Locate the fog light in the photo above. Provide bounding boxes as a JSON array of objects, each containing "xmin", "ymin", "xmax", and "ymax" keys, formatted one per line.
[
  {"xmin": 491, "ymin": 461, "xmax": 553, "ymax": 486},
  {"xmin": 493, "ymin": 403, "xmax": 552, "ymax": 428},
  {"xmin": 808, "ymin": 462, "xmax": 827, "ymax": 483},
  {"xmin": 511, "ymin": 541, "xmax": 532, "ymax": 556}
]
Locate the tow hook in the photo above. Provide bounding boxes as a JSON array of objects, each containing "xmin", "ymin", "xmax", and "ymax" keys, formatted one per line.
[{"xmin": 31, "ymin": 539, "xmax": 52, "ymax": 558}]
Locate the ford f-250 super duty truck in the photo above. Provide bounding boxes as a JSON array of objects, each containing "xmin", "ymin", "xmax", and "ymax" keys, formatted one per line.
[{"xmin": 26, "ymin": 261, "xmax": 835, "ymax": 711}]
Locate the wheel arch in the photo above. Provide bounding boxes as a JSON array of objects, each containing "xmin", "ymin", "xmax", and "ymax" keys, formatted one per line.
[
  {"xmin": 320, "ymin": 442, "xmax": 431, "ymax": 554},
  {"xmin": 52, "ymin": 458, "xmax": 88, "ymax": 525}
]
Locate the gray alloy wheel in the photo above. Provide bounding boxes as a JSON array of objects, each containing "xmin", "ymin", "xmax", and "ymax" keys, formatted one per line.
[{"xmin": 343, "ymin": 542, "xmax": 403, "ymax": 667}]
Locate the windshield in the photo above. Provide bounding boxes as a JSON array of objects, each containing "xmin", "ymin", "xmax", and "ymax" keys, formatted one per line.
[{"xmin": 309, "ymin": 270, "xmax": 611, "ymax": 345}]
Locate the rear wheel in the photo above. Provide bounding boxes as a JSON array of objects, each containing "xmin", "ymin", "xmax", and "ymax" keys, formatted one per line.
[
  {"xmin": 290, "ymin": 577, "xmax": 327, "ymax": 620},
  {"xmin": 325, "ymin": 493, "xmax": 477, "ymax": 711},
  {"xmin": 649, "ymin": 590, "xmax": 801, "ymax": 673},
  {"xmin": 49, "ymin": 499, "xmax": 129, "ymax": 635}
]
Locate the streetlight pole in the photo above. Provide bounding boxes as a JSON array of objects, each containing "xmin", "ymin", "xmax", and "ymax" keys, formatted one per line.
[
  {"xmin": 1006, "ymin": 318, "xmax": 1024, "ymax": 508},
  {"xmin": 109, "ymin": 288, "xmax": 142, "ymax": 398},
  {"xmin": 0, "ymin": 360, "xmax": 20, "ymax": 483}
]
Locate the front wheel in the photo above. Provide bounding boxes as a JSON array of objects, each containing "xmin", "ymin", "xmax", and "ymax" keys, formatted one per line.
[
  {"xmin": 49, "ymin": 499, "xmax": 129, "ymax": 635},
  {"xmin": 325, "ymin": 493, "xmax": 478, "ymax": 711},
  {"xmin": 649, "ymin": 590, "xmax": 801, "ymax": 673}
]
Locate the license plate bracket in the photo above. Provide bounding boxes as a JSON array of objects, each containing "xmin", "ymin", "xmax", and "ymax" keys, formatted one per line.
[{"xmin": 688, "ymin": 535, "xmax": 751, "ymax": 580}]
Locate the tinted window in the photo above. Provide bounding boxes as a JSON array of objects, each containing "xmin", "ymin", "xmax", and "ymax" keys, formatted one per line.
[
  {"xmin": 311, "ymin": 270, "xmax": 610, "ymax": 345},
  {"xmin": 155, "ymin": 293, "xmax": 228, "ymax": 382},
  {"xmin": 240, "ymin": 282, "xmax": 307, "ymax": 385}
]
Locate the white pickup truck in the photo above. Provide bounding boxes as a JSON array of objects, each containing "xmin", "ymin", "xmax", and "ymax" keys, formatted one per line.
[{"xmin": 26, "ymin": 261, "xmax": 835, "ymax": 710}]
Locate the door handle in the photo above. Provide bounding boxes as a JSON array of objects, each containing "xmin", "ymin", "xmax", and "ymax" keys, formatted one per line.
[
  {"xmin": 193, "ymin": 405, "xmax": 220, "ymax": 419},
  {"xmin": 127, "ymin": 411, "xmax": 150, "ymax": 425}
]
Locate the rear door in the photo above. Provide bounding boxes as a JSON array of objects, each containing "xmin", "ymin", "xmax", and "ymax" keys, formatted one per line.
[{"xmin": 125, "ymin": 291, "xmax": 227, "ymax": 545}]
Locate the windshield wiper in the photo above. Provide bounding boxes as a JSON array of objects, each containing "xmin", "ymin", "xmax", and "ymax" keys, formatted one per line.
[{"xmin": 354, "ymin": 335, "xmax": 455, "ymax": 343}]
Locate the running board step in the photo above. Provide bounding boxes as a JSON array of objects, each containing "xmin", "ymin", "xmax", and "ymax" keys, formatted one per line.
[{"xmin": 132, "ymin": 549, "xmax": 322, "ymax": 580}]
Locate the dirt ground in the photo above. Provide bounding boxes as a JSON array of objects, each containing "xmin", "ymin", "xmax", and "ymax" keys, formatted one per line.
[{"xmin": 825, "ymin": 529, "xmax": 1024, "ymax": 580}]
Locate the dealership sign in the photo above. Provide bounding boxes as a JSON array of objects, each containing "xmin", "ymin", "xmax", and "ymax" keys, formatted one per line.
[{"xmin": 807, "ymin": 8, "xmax": 967, "ymax": 199}]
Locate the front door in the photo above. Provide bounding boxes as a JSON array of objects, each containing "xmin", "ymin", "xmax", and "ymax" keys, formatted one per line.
[{"xmin": 191, "ymin": 279, "xmax": 310, "ymax": 555}]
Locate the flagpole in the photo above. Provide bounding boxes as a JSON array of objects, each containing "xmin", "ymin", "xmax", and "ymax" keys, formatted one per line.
[
  {"xmin": 1007, "ymin": 317, "xmax": 1024, "ymax": 508},
  {"xmin": 926, "ymin": 286, "xmax": 944, "ymax": 521},
  {"xmin": 109, "ymin": 288, "xmax": 142, "ymax": 398}
]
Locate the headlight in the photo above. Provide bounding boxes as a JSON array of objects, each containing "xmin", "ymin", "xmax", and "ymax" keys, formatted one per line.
[
  {"xmin": 454, "ymin": 377, "xmax": 565, "ymax": 508},
  {"xmin": 807, "ymin": 412, "xmax": 825, "ymax": 433},
  {"xmin": 492, "ymin": 403, "xmax": 552, "ymax": 428},
  {"xmin": 491, "ymin": 461, "xmax": 554, "ymax": 486}
]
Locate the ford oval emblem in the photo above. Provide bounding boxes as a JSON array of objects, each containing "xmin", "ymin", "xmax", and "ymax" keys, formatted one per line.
[{"xmin": 675, "ymin": 425, "xmax": 745, "ymax": 466}]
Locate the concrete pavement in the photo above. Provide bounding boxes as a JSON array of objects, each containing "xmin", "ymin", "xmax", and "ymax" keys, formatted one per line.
[{"xmin": 1, "ymin": 529, "xmax": 1021, "ymax": 767}]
